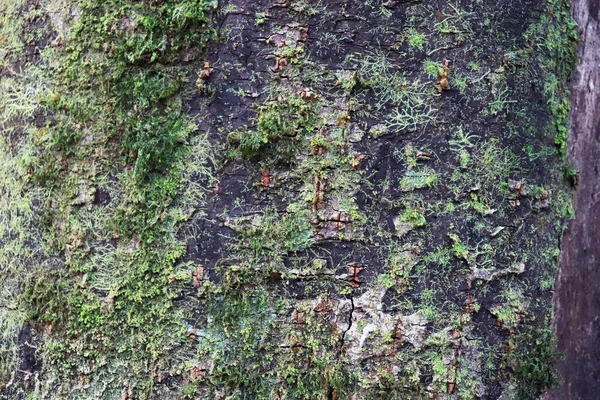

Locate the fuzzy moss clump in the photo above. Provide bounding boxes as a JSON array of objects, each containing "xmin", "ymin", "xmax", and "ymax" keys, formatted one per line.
[
  {"xmin": 524, "ymin": 0, "xmax": 578, "ymax": 156},
  {"xmin": 17, "ymin": 0, "xmax": 218, "ymax": 397}
]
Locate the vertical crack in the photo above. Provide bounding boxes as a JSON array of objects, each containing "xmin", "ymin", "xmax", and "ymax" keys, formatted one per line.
[
  {"xmin": 327, "ymin": 294, "xmax": 355, "ymax": 399},
  {"xmin": 337, "ymin": 294, "xmax": 355, "ymax": 355},
  {"xmin": 326, "ymin": 385, "xmax": 335, "ymax": 400}
]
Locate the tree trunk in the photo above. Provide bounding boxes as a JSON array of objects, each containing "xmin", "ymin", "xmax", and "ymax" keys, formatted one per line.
[{"xmin": 0, "ymin": 0, "xmax": 589, "ymax": 399}]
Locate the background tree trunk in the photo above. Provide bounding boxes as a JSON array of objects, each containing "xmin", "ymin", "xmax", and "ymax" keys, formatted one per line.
[{"xmin": 550, "ymin": 1, "xmax": 600, "ymax": 398}]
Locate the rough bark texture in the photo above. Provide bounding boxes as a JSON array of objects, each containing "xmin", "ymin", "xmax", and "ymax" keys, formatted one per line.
[
  {"xmin": 0, "ymin": 0, "xmax": 580, "ymax": 398},
  {"xmin": 551, "ymin": 1, "xmax": 600, "ymax": 398}
]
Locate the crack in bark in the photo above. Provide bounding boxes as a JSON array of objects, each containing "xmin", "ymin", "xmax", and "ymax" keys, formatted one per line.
[{"xmin": 337, "ymin": 294, "xmax": 354, "ymax": 355}]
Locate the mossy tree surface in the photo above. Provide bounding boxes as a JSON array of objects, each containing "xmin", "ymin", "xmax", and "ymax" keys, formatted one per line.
[{"xmin": 0, "ymin": 0, "xmax": 576, "ymax": 399}]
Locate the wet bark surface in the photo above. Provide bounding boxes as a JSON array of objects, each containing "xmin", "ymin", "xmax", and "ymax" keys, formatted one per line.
[{"xmin": 551, "ymin": 1, "xmax": 600, "ymax": 399}]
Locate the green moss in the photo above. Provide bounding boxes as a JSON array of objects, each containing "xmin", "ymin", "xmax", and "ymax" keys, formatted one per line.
[
  {"xmin": 406, "ymin": 27, "xmax": 425, "ymax": 50},
  {"xmin": 348, "ymin": 51, "xmax": 436, "ymax": 132},
  {"xmin": 524, "ymin": 0, "xmax": 578, "ymax": 156},
  {"xmin": 400, "ymin": 167, "xmax": 439, "ymax": 192},
  {"xmin": 14, "ymin": 0, "xmax": 218, "ymax": 396},
  {"xmin": 510, "ymin": 326, "xmax": 561, "ymax": 399},
  {"xmin": 0, "ymin": 135, "xmax": 44, "ymax": 384},
  {"xmin": 448, "ymin": 233, "xmax": 468, "ymax": 261},
  {"xmin": 423, "ymin": 59, "xmax": 443, "ymax": 78},
  {"xmin": 228, "ymin": 93, "xmax": 323, "ymax": 158}
]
